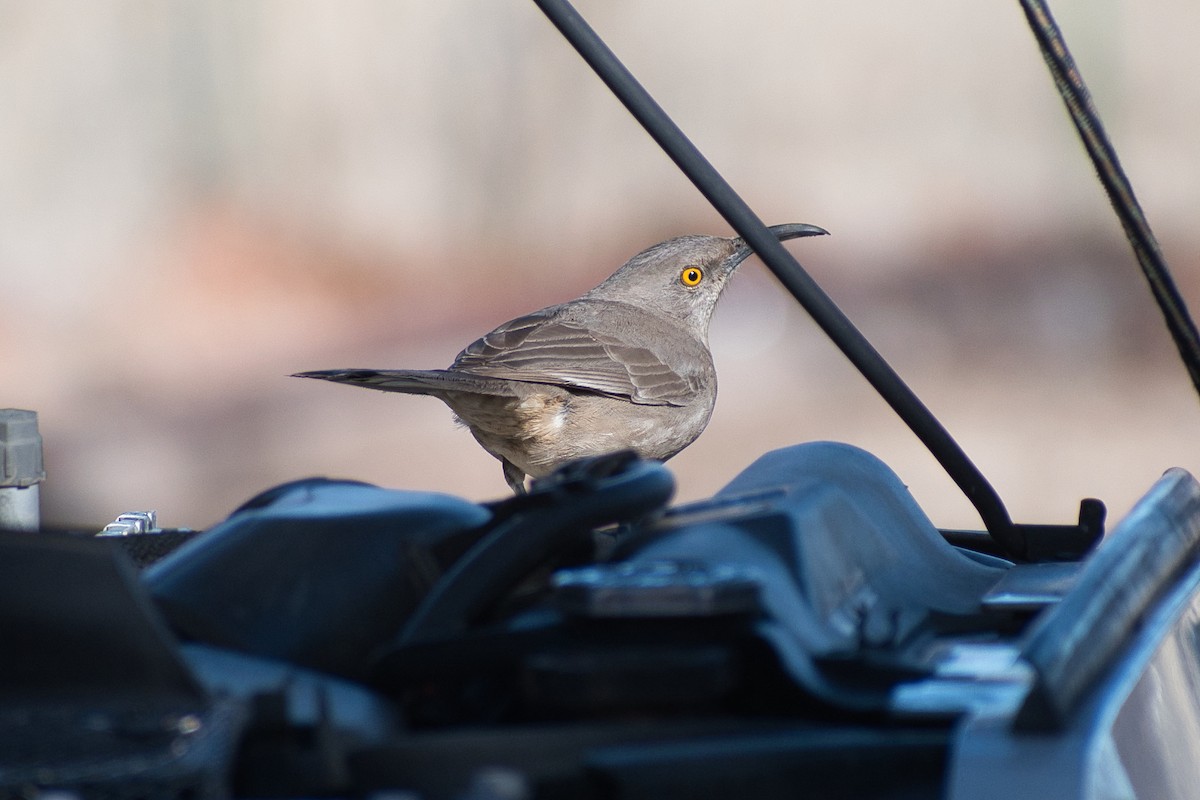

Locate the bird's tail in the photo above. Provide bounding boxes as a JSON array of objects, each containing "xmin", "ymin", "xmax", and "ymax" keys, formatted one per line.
[{"xmin": 292, "ymin": 368, "xmax": 520, "ymax": 397}]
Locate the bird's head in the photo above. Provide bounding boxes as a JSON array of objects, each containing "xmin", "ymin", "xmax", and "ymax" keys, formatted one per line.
[{"xmin": 586, "ymin": 222, "xmax": 827, "ymax": 338}]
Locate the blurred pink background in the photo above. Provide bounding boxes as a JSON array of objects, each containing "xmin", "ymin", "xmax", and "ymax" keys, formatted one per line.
[{"xmin": 3, "ymin": 1, "xmax": 1199, "ymax": 531}]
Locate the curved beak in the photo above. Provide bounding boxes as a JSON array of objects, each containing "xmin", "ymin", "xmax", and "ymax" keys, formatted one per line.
[{"xmin": 729, "ymin": 222, "xmax": 828, "ymax": 266}]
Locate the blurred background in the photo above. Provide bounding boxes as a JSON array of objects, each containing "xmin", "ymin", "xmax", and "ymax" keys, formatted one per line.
[{"xmin": 3, "ymin": 0, "xmax": 1199, "ymax": 531}]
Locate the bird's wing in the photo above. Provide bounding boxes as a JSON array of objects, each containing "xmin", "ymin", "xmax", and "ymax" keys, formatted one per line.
[{"xmin": 451, "ymin": 309, "xmax": 697, "ymax": 406}]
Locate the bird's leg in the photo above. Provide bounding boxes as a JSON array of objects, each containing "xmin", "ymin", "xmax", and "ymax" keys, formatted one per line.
[{"xmin": 502, "ymin": 459, "xmax": 528, "ymax": 495}]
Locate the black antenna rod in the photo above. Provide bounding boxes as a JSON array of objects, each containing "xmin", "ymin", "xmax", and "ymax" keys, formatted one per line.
[
  {"xmin": 1019, "ymin": 0, "xmax": 1200, "ymax": 399},
  {"xmin": 532, "ymin": 0, "xmax": 1028, "ymax": 558}
]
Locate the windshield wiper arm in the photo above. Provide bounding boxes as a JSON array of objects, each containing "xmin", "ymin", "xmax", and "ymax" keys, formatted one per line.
[
  {"xmin": 1019, "ymin": 0, "xmax": 1200, "ymax": 402},
  {"xmin": 532, "ymin": 0, "xmax": 1038, "ymax": 559}
]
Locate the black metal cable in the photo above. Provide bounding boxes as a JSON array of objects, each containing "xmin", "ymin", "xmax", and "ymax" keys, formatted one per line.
[
  {"xmin": 532, "ymin": 0, "xmax": 1026, "ymax": 557},
  {"xmin": 1019, "ymin": 0, "xmax": 1200, "ymax": 400}
]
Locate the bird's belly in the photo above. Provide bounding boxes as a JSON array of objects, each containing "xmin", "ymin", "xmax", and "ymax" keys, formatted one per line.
[
  {"xmin": 443, "ymin": 385, "xmax": 714, "ymax": 479},
  {"xmin": 527, "ymin": 392, "xmax": 713, "ymax": 476}
]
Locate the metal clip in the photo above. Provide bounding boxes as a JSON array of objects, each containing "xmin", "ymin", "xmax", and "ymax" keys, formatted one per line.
[{"xmin": 99, "ymin": 510, "xmax": 159, "ymax": 536}]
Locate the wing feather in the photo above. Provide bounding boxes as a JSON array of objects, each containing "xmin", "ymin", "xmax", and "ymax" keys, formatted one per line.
[{"xmin": 450, "ymin": 307, "xmax": 696, "ymax": 406}]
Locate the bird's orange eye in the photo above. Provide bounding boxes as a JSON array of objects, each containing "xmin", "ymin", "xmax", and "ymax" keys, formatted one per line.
[{"xmin": 680, "ymin": 266, "xmax": 703, "ymax": 287}]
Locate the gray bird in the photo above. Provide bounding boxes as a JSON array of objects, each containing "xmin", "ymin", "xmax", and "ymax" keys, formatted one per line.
[{"xmin": 295, "ymin": 223, "xmax": 827, "ymax": 493}]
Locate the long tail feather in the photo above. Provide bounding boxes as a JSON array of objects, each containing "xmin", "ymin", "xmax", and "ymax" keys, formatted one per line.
[{"xmin": 292, "ymin": 368, "xmax": 521, "ymax": 397}]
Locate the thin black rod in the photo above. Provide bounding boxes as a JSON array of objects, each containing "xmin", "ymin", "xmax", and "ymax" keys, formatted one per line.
[
  {"xmin": 1019, "ymin": 0, "xmax": 1200, "ymax": 399},
  {"xmin": 532, "ymin": 0, "xmax": 1025, "ymax": 557}
]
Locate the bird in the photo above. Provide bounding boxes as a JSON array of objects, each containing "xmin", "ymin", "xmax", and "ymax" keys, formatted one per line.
[{"xmin": 294, "ymin": 223, "xmax": 827, "ymax": 493}]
